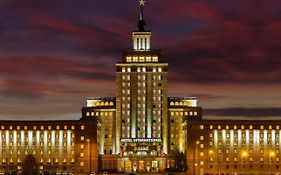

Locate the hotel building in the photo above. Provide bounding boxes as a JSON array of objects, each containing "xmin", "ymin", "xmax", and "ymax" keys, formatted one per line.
[{"xmin": 1, "ymin": 1, "xmax": 280, "ymax": 175}]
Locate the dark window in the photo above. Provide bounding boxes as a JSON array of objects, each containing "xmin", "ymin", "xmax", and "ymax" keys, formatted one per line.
[
  {"xmin": 158, "ymin": 83, "xmax": 161, "ymax": 87},
  {"xmin": 110, "ymin": 150, "xmax": 112, "ymax": 154},
  {"xmin": 171, "ymin": 120, "xmax": 174, "ymax": 123},
  {"xmin": 104, "ymin": 150, "xmax": 106, "ymax": 154},
  {"xmin": 234, "ymin": 165, "xmax": 237, "ymax": 169},
  {"xmin": 105, "ymin": 135, "xmax": 108, "ymax": 138}
]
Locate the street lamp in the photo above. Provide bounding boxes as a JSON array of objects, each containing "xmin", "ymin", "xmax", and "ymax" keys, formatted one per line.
[
  {"xmin": 208, "ymin": 150, "xmax": 213, "ymax": 174},
  {"xmin": 270, "ymin": 151, "xmax": 275, "ymax": 175},
  {"xmin": 87, "ymin": 139, "xmax": 92, "ymax": 174},
  {"xmin": 241, "ymin": 151, "xmax": 247, "ymax": 173},
  {"xmin": 193, "ymin": 141, "xmax": 200, "ymax": 175}
]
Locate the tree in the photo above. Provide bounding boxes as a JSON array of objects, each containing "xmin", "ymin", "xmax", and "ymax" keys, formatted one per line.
[{"xmin": 22, "ymin": 154, "xmax": 39, "ymax": 175}]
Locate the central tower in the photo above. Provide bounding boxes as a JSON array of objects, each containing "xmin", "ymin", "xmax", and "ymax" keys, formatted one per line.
[{"xmin": 115, "ymin": 0, "xmax": 169, "ymax": 155}]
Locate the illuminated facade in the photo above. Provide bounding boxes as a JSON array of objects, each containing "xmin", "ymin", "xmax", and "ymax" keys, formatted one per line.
[
  {"xmin": 81, "ymin": 1, "xmax": 201, "ymax": 173},
  {"xmin": 0, "ymin": 120, "xmax": 98, "ymax": 174},
  {"xmin": 2, "ymin": 1, "xmax": 280, "ymax": 175},
  {"xmin": 186, "ymin": 120, "xmax": 281, "ymax": 175}
]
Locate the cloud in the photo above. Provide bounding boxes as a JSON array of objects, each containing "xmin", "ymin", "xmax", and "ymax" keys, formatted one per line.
[
  {"xmin": 0, "ymin": 56, "xmax": 115, "ymax": 101},
  {"xmin": 204, "ymin": 108, "xmax": 281, "ymax": 119}
]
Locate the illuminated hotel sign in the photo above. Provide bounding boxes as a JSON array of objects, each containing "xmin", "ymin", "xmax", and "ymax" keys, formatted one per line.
[{"xmin": 121, "ymin": 138, "xmax": 162, "ymax": 143}]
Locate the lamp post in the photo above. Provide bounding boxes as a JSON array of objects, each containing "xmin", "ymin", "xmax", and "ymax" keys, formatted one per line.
[
  {"xmin": 193, "ymin": 141, "xmax": 200, "ymax": 175},
  {"xmin": 208, "ymin": 150, "xmax": 213, "ymax": 174},
  {"xmin": 270, "ymin": 151, "xmax": 275, "ymax": 175},
  {"xmin": 241, "ymin": 151, "xmax": 247, "ymax": 174},
  {"xmin": 87, "ymin": 139, "xmax": 92, "ymax": 173}
]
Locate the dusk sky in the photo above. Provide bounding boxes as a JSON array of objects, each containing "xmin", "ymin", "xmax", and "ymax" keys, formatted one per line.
[{"xmin": 0, "ymin": 0, "xmax": 280, "ymax": 120}]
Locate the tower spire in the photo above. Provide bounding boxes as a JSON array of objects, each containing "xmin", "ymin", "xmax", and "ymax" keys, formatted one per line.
[{"xmin": 138, "ymin": 0, "xmax": 146, "ymax": 31}]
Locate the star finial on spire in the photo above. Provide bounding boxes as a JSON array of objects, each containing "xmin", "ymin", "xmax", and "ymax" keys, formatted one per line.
[{"xmin": 139, "ymin": 0, "xmax": 145, "ymax": 6}]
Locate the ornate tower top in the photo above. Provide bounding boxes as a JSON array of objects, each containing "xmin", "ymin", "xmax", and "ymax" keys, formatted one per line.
[
  {"xmin": 132, "ymin": 0, "xmax": 151, "ymax": 51},
  {"xmin": 138, "ymin": 0, "xmax": 146, "ymax": 31}
]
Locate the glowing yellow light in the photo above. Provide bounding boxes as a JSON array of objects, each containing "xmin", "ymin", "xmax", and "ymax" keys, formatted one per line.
[
  {"xmin": 209, "ymin": 150, "xmax": 213, "ymax": 154},
  {"xmin": 196, "ymin": 141, "xmax": 200, "ymax": 145},
  {"xmin": 270, "ymin": 151, "xmax": 275, "ymax": 157},
  {"xmin": 242, "ymin": 151, "xmax": 248, "ymax": 157}
]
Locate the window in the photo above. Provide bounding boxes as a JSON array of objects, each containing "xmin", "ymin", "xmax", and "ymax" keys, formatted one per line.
[
  {"xmin": 81, "ymin": 125, "xmax": 85, "ymax": 130},
  {"xmin": 81, "ymin": 136, "xmax": 85, "ymax": 141}
]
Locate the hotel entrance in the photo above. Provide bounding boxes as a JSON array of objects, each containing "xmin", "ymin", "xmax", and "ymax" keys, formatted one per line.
[
  {"xmin": 138, "ymin": 161, "xmax": 145, "ymax": 171},
  {"xmin": 151, "ymin": 160, "xmax": 158, "ymax": 171},
  {"xmin": 125, "ymin": 160, "xmax": 132, "ymax": 172},
  {"xmin": 121, "ymin": 159, "xmax": 162, "ymax": 173}
]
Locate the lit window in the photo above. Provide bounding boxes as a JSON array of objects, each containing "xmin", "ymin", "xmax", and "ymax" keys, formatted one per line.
[
  {"xmin": 71, "ymin": 126, "xmax": 75, "ymax": 130},
  {"xmin": 41, "ymin": 126, "xmax": 44, "ymax": 130},
  {"xmin": 241, "ymin": 125, "xmax": 245, "ymax": 129},
  {"xmin": 200, "ymin": 136, "xmax": 204, "ymax": 140},
  {"xmin": 269, "ymin": 125, "xmax": 272, "ymax": 130},
  {"xmin": 127, "ymin": 57, "xmax": 132, "ymax": 62},
  {"xmin": 139, "ymin": 57, "xmax": 145, "ymax": 62},
  {"xmin": 127, "ymin": 67, "xmax": 131, "ymax": 72},
  {"xmin": 146, "ymin": 56, "xmax": 151, "ymax": 62},
  {"xmin": 48, "ymin": 126, "xmax": 52, "ymax": 130},
  {"xmin": 158, "ymin": 67, "xmax": 162, "ymax": 72},
  {"xmin": 122, "ymin": 68, "xmax": 126, "ymax": 72},
  {"xmin": 260, "ymin": 125, "xmax": 264, "ymax": 130},
  {"xmin": 17, "ymin": 126, "xmax": 20, "ymax": 130},
  {"xmin": 81, "ymin": 125, "xmax": 85, "ymax": 130},
  {"xmin": 133, "ymin": 57, "xmax": 138, "ymax": 62},
  {"xmin": 64, "ymin": 126, "xmax": 67, "ymax": 130},
  {"xmin": 9, "ymin": 126, "xmax": 13, "ymax": 130},
  {"xmin": 81, "ymin": 136, "xmax": 85, "ymax": 141},
  {"xmin": 200, "ymin": 125, "xmax": 204, "ymax": 130},
  {"xmin": 226, "ymin": 125, "xmax": 229, "ymax": 130},
  {"xmin": 218, "ymin": 125, "xmax": 221, "ymax": 130},
  {"xmin": 80, "ymin": 153, "xmax": 84, "ymax": 157},
  {"xmin": 56, "ymin": 126, "xmax": 60, "ymax": 130},
  {"xmin": 80, "ymin": 162, "xmax": 84, "ymax": 167},
  {"xmin": 86, "ymin": 112, "xmax": 90, "ymax": 116},
  {"xmin": 210, "ymin": 125, "xmax": 213, "ymax": 129},
  {"xmin": 152, "ymin": 56, "xmax": 158, "ymax": 62}
]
